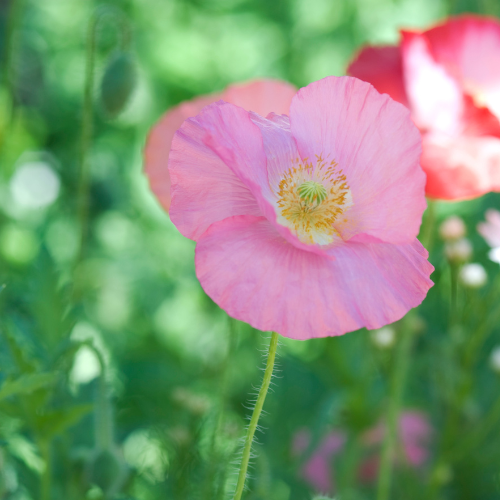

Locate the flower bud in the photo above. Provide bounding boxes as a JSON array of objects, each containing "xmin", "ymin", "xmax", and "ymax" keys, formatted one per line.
[
  {"xmin": 444, "ymin": 238, "xmax": 472, "ymax": 263},
  {"xmin": 489, "ymin": 346, "xmax": 500, "ymax": 374},
  {"xmin": 459, "ymin": 263, "xmax": 487, "ymax": 288},
  {"xmin": 370, "ymin": 326, "xmax": 396, "ymax": 349},
  {"xmin": 87, "ymin": 447, "xmax": 127, "ymax": 495},
  {"xmin": 439, "ymin": 215, "xmax": 466, "ymax": 241},
  {"xmin": 100, "ymin": 51, "xmax": 136, "ymax": 118}
]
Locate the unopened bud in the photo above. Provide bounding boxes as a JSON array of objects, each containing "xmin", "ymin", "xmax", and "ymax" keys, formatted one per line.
[
  {"xmin": 444, "ymin": 238, "xmax": 472, "ymax": 263},
  {"xmin": 459, "ymin": 263, "xmax": 487, "ymax": 288},
  {"xmin": 489, "ymin": 346, "xmax": 500, "ymax": 374},
  {"xmin": 100, "ymin": 51, "xmax": 137, "ymax": 118},
  {"xmin": 439, "ymin": 216, "xmax": 466, "ymax": 241},
  {"xmin": 370, "ymin": 326, "xmax": 396, "ymax": 349},
  {"xmin": 87, "ymin": 447, "xmax": 126, "ymax": 495}
]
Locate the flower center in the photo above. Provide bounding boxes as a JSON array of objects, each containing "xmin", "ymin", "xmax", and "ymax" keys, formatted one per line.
[
  {"xmin": 276, "ymin": 156, "xmax": 352, "ymax": 246},
  {"xmin": 297, "ymin": 181, "xmax": 327, "ymax": 205}
]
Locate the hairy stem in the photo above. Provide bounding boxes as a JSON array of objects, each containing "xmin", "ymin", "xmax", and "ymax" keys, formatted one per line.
[
  {"xmin": 233, "ymin": 331, "xmax": 279, "ymax": 500},
  {"xmin": 376, "ymin": 324, "xmax": 413, "ymax": 500}
]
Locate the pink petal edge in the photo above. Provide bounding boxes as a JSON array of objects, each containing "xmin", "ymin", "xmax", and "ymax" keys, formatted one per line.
[{"xmin": 195, "ymin": 215, "xmax": 434, "ymax": 340}]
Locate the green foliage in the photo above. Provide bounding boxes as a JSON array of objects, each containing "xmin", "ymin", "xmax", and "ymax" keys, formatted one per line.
[
  {"xmin": 1, "ymin": 0, "xmax": 500, "ymax": 499},
  {"xmin": 0, "ymin": 373, "xmax": 58, "ymax": 401}
]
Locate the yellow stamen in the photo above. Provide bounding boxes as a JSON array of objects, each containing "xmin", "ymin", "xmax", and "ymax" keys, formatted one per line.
[{"xmin": 276, "ymin": 157, "xmax": 351, "ymax": 245}]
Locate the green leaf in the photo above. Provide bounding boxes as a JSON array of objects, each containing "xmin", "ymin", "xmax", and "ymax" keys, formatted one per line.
[
  {"xmin": 34, "ymin": 404, "xmax": 94, "ymax": 439},
  {"xmin": 0, "ymin": 373, "xmax": 58, "ymax": 401},
  {"xmin": 7, "ymin": 433, "xmax": 45, "ymax": 473},
  {"xmin": 2, "ymin": 326, "xmax": 38, "ymax": 373}
]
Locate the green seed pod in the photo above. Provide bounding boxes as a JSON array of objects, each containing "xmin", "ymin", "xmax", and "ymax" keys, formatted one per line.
[{"xmin": 100, "ymin": 51, "xmax": 136, "ymax": 118}]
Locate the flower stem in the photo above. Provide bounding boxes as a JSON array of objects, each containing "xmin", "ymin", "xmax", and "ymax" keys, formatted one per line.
[
  {"xmin": 233, "ymin": 331, "xmax": 279, "ymax": 500},
  {"xmin": 38, "ymin": 438, "xmax": 51, "ymax": 500},
  {"xmin": 74, "ymin": 6, "xmax": 132, "ymax": 295},
  {"xmin": 449, "ymin": 262, "xmax": 459, "ymax": 326},
  {"xmin": 420, "ymin": 199, "xmax": 436, "ymax": 251},
  {"xmin": 451, "ymin": 392, "xmax": 500, "ymax": 460},
  {"xmin": 376, "ymin": 322, "xmax": 413, "ymax": 500}
]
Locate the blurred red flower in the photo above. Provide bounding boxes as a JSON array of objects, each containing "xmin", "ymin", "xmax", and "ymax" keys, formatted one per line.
[{"xmin": 349, "ymin": 15, "xmax": 500, "ymax": 201}]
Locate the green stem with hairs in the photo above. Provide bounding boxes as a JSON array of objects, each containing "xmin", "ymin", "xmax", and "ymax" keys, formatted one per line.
[
  {"xmin": 233, "ymin": 331, "xmax": 279, "ymax": 500},
  {"xmin": 376, "ymin": 324, "xmax": 414, "ymax": 500}
]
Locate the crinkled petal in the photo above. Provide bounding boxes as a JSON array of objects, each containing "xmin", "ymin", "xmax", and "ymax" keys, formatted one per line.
[
  {"xmin": 462, "ymin": 94, "xmax": 500, "ymax": 138},
  {"xmin": 347, "ymin": 46, "xmax": 409, "ymax": 107},
  {"xmin": 424, "ymin": 15, "xmax": 500, "ymax": 120},
  {"xmin": 144, "ymin": 79, "xmax": 295, "ymax": 212},
  {"xmin": 289, "ymin": 76, "xmax": 425, "ymax": 244},
  {"xmin": 222, "ymin": 79, "xmax": 296, "ymax": 117},
  {"xmin": 202, "ymin": 102, "xmax": 332, "ymax": 257},
  {"xmin": 249, "ymin": 113, "xmax": 300, "ymax": 193},
  {"xmin": 168, "ymin": 107, "xmax": 262, "ymax": 241},
  {"xmin": 144, "ymin": 94, "xmax": 219, "ymax": 211},
  {"xmin": 422, "ymin": 133, "xmax": 500, "ymax": 200},
  {"xmin": 401, "ymin": 30, "xmax": 463, "ymax": 135},
  {"xmin": 195, "ymin": 215, "xmax": 434, "ymax": 340}
]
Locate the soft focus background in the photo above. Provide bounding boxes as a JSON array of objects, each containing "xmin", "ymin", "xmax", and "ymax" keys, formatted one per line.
[{"xmin": 1, "ymin": 0, "xmax": 500, "ymax": 499}]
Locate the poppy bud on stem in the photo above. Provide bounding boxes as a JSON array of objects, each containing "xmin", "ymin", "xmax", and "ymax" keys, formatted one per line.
[
  {"xmin": 75, "ymin": 6, "xmax": 133, "ymax": 295},
  {"xmin": 233, "ymin": 331, "xmax": 279, "ymax": 500}
]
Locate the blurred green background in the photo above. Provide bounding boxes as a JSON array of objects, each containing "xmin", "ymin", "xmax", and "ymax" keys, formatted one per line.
[{"xmin": 2, "ymin": 0, "xmax": 500, "ymax": 499}]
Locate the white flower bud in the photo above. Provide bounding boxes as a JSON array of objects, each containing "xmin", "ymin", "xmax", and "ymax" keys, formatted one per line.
[
  {"xmin": 459, "ymin": 263, "xmax": 487, "ymax": 288},
  {"xmin": 439, "ymin": 216, "xmax": 466, "ymax": 241},
  {"xmin": 444, "ymin": 238, "xmax": 472, "ymax": 263},
  {"xmin": 370, "ymin": 326, "xmax": 396, "ymax": 349},
  {"xmin": 489, "ymin": 346, "xmax": 500, "ymax": 374}
]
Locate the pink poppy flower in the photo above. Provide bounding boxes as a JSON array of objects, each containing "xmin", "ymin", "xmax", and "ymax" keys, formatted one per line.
[
  {"xmin": 144, "ymin": 79, "xmax": 297, "ymax": 211},
  {"xmin": 348, "ymin": 15, "xmax": 500, "ymax": 201},
  {"xmin": 294, "ymin": 411, "xmax": 431, "ymax": 494},
  {"xmin": 158, "ymin": 75, "xmax": 433, "ymax": 340}
]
